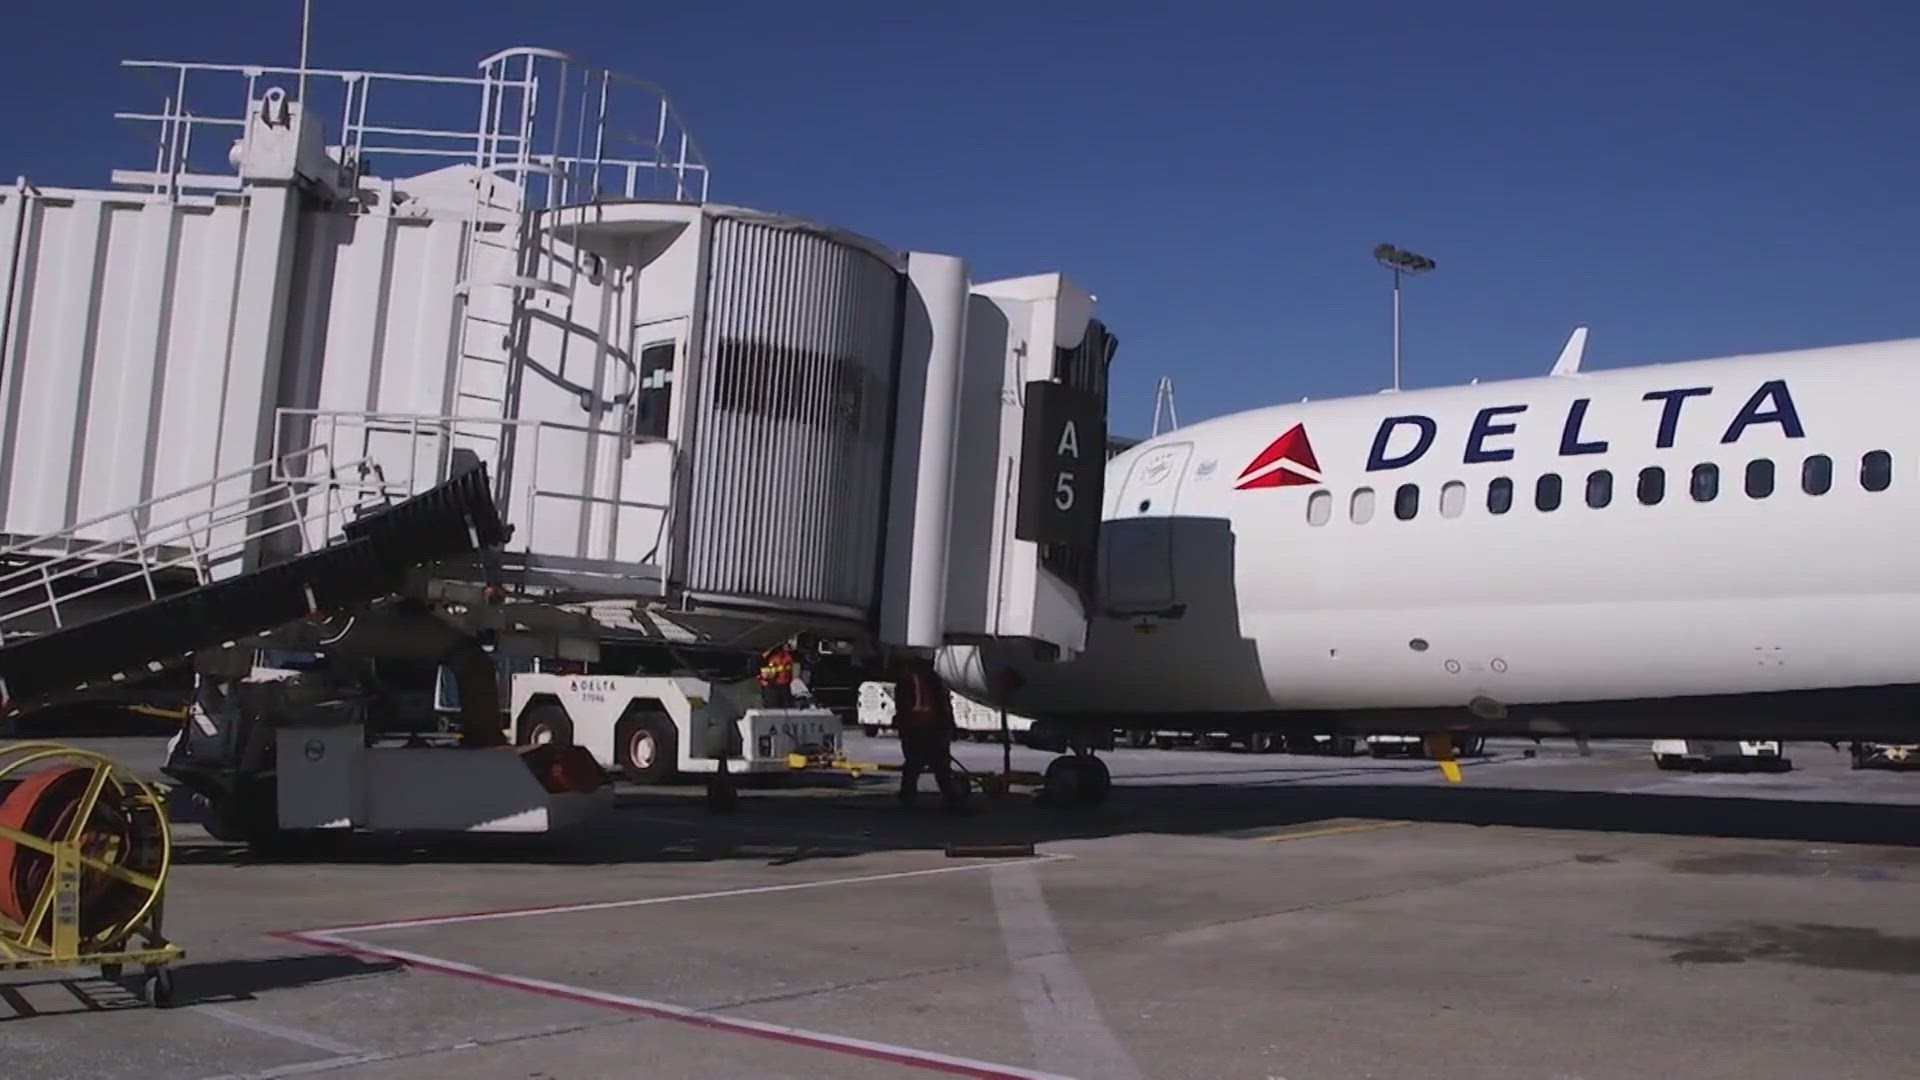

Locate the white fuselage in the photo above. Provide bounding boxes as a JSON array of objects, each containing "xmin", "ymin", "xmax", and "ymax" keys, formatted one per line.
[{"xmin": 939, "ymin": 337, "xmax": 1920, "ymax": 741}]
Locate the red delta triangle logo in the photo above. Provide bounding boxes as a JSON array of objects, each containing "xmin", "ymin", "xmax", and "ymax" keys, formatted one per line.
[{"xmin": 1235, "ymin": 423, "xmax": 1323, "ymax": 490}]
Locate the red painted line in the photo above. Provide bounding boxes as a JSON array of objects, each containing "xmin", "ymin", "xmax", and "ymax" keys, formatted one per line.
[{"xmin": 272, "ymin": 928, "xmax": 1071, "ymax": 1080}]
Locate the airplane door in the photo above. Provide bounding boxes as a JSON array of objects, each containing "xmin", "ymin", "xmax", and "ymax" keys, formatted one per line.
[{"xmin": 1100, "ymin": 442, "xmax": 1192, "ymax": 617}]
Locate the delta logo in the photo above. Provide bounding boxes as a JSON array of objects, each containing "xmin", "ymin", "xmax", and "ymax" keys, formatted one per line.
[
  {"xmin": 1231, "ymin": 379, "xmax": 1808, "ymax": 494},
  {"xmin": 1234, "ymin": 423, "xmax": 1322, "ymax": 490}
]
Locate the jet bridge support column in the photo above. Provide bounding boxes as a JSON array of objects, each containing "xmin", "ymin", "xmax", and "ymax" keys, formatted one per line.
[
  {"xmin": 880, "ymin": 252, "xmax": 970, "ymax": 649},
  {"xmin": 218, "ymin": 92, "xmax": 355, "ymax": 567}
]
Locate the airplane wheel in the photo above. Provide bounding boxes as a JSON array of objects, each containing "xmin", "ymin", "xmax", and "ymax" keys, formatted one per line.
[
  {"xmin": 1041, "ymin": 757, "xmax": 1081, "ymax": 806},
  {"xmin": 1041, "ymin": 755, "xmax": 1111, "ymax": 809},
  {"xmin": 1079, "ymin": 755, "xmax": 1111, "ymax": 807}
]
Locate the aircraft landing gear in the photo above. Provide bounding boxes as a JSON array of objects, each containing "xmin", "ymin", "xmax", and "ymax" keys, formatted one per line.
[{"xmin": 1040, "ymin": 751, "xmax": 1111, "ymax": 808}]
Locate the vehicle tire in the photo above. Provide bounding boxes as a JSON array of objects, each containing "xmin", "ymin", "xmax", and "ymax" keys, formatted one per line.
[
  {"xmin": 1654, "ymin": 754, "xmax": 1684, "ymax": 771},
  {"xmin": 1247, "ymin": 732, "xmax": 1276, "ymax": 754},
  {"xmin": 1452, "ymin": 735, "xmax": 1485, "ymax": 757},
  {"xmin": 616, "ymin": 709, "xmax": 678, "ymax": 782},
  {"xmin": 518, "ymin": 703, "xmax": 573, "ymax": 747}
]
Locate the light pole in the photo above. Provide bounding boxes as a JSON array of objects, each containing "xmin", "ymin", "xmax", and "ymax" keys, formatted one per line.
[{"xmin": 1373, "ymin": 243, "xmax": 1435, "ymax": 391}]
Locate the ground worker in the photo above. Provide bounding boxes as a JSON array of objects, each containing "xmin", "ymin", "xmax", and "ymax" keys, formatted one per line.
[
  {"xmin": 757, "ymin": 640, "xmax": 797, "ymax": 708},
  {"xmin": 893, "ymin": 662, "xmax": 964, "ymax": 810}
]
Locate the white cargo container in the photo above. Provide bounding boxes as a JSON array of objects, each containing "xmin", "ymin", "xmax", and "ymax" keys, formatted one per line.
[
  {"xmin": 1650, "ymin": 739, "xmax": 1791, "ymax": 771},
  {"xmin": 853, "ymin": 679, "xmax": 1034, "ymax": 742}
]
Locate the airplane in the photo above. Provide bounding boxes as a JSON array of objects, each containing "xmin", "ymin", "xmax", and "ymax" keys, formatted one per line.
[{"xmin": 937, "ymin": 330, "xmax": 1920, "ymax": 795}]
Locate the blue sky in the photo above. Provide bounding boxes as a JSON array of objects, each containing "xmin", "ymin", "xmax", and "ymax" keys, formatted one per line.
[{"xmin": 4, "ymin": 2, "xmax": 1915, "ymax": 438}]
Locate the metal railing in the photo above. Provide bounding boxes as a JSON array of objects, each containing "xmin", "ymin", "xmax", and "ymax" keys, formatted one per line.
[
  {"xmin": 0, "ymin": 447, "xmax": 387, "ymax": 645},
  {"xmin": 273, "ymin": 408, "xmax": 675, "ymax": 566},
  {"xmin": 112, "ymin": 47, "xmax": 711, "ymax": 206}
]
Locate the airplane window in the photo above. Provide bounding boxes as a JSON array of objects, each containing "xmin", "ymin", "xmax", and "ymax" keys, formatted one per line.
[
  {"xmin": 1802, "ymin": 454, "xmax": 1832, "ymax": 495},
  {"xmin": 1535, "ymin": 473, "xmax": 1562, "ymax": 512},
  {"xmin": 1350, "ymin": 487, "xmax": 1375, "ymax": 524},
  {"xmin": 1637, "ymin": 466, "xmax": 1665, "ymax": 505},
  {"xmin": 1744, "ymin": 458, "xmax": 1775, "ymax": 499},
  {"xmin": 1585, "ymin": 470, "xmax": 1612, "ymax": 509},
  {"xmin": 1306, "ymin": 489, "xmax": 1332, "ymax": 526},
  {"xmin": 1862, "ymin": 450, "xmax": 1892, "ymax": 492},
  {"xmin": 1394, "ymin": 483, "xmax": 1419, "ymax": 520},
  {"xmin": 1691, "ymin": 463, "xmax": 1719, "ymax": 502},
  {"xmin": 1487, "ymin": 477, "xmax": 1513, "ymax": 515},
  {"xmin": 1439, "ymin": 481, "xmax": 1466, "ymax": 519}
]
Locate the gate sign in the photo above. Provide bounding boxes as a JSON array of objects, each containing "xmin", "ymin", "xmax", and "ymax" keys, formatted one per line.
[{"xmin": 1016, "ymin": 380, "xmax": 1106, "ymax": 547}]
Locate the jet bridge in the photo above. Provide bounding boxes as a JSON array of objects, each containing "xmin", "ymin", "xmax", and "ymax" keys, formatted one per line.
[{"xmin": 0, "ymin": 45, "xmax": 1118, "ymax": 693}]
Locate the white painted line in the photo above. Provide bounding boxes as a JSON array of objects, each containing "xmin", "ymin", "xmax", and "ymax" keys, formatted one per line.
[
  {"xmin": 991, "ymin": 862, "xmax": 1145, "ymax": 1080},
  {"xmin": 187, "ymin": 1011, "xmax": 395, "ymax": 1080},
  {"xmin": 619, "ymin": 809, "xmax": 906, "ymax": 851},
  {"xmin": 195, "ymin": 1050, "xmax": 399, "ymax": 1079},
  {"xmin": 285, "ymin": 930, "xmax": 1077, "ymax": 1080},
  {"xmin": 192, "ymin": 1020, "xmax": 609, "ymax": 1080},
  {"xmin": 196, "ymin": 1004, "xmax": 369, "ymax": 1056},
  {"xmin": 301, "ymin": 854, "xmax": 1072, "ymax": 936}
]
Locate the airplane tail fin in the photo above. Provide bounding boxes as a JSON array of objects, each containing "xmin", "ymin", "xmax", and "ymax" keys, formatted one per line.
[{"xmin": 1551, "ymin": 327, "xmax": 1589, "ymax": 376}]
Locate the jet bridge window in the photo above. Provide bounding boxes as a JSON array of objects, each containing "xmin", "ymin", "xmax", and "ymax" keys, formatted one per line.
[
  {"xmin": 1744, "ymin": 458, "xmax": 1775, "ymax": 499},
  {"xmin": 1350, "ymin": 487, "xmax": 1376, "ymax": 524},
  {"xmin": 1306, "ymin": 489, "xmax": 1332, "ymax": 526},
  {"xmin": 1585, "ymin": 470, "xmax": 1612, "ymax": 509},
  {"xmin": 712, "ymin": 337, "xmax": 869, "ymax": 430},
  {"xmin": 1535, "ymin": 473, "xmax": 1562, "ymax": 512},
  {"xmin": 631, "ymin": 341, "xmax": 677, "ymax": 441},
  {"xmin": 1637, "ymin": 466, "xmax": 1665, "ymax": 505},
  {"xmin": 1802, "ymin": 454, "xmax": 1833, "ymax": 495},
  {"xmin": 1393, "ymin": 483, "xmax": 1420, "ymax": 520},
  {"xmin": 1438, "ymin": 481, "xmax": 1466, "ymax": 518},
  {"xmin": 1486, "ymin": 477, "xmax": 1513, "ymax": 515},
  {"xmin": 1690, "ymin": 463, "xmax": 1719, "ymax": 502},
  {"xmin": 1861, "ymin": 450, "xmax": 1893, "ymax": 492}
]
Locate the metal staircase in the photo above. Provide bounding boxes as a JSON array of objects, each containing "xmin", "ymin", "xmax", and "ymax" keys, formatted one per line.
[
  {"xmin": 445, "ymin": 48, "xmax": 713, "ymax": 501},
  {"xmin": 0, "ymin": 453, "xmax": 507, "ymax": 710}
]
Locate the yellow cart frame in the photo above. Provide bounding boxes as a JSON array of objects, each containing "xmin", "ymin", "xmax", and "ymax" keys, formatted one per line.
[{"xmin": 0, "ymin": 742, "xmax": 183, "ymax": 1006}]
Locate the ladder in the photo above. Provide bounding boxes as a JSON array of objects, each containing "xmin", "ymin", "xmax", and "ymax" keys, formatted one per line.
[{"xmin": 447, "ymin": 53, "xmax": 576, "ymax": 499}]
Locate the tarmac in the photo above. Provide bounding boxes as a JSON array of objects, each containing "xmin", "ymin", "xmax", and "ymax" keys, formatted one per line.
[{"xmin": 3, "ymin": 734, "xmax": 1919, "ymax": 1080}]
